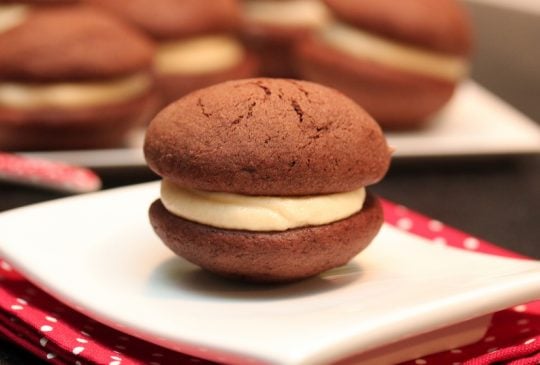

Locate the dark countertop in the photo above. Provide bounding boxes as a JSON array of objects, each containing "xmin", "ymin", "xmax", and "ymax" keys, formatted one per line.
[{"xmin": 0, "ymin": 2, "xmax": 539, "ymax": 364}]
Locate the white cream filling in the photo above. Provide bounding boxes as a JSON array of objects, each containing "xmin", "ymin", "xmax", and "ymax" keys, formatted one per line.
[
  {"xmin": 160, "ymin": 179, "xmax": 366, "ymax": 231},
  {"xmin": 0, "ymin": 4, "xmax": 28, "ymax": 34},
  {"xmin": 320, "ymin": 22, "xmax": 468, "ymax": 81},
  {"xmin": 155, "ymin": 35, "xmax": 245, "ymax": 75},
  {"xmin": 0, "ymin": 73, "xmax": 152, "ymax": 109},
  {"xmin": 243, "ymin": 0, "xmax": 330, "ymax": 28}
]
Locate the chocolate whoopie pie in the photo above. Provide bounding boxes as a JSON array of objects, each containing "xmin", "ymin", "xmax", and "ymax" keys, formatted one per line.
[
  {"xmin": 0, "ymin": 3, "xmax": 155, "ymax": 150},
  {"xmin": 87, "ymin": 0, "xmax": 258, "ymax": 105},
  {"xmin": 296, "ymin": 0, "xmax": 472, "ymax": 129},
  {"xmin": 145, "ymin": 78, "xmax": 391, "ymax": 283},
  {"xmin": 241, "ymin": 0, "xmax": 331, "ymax": 77}
]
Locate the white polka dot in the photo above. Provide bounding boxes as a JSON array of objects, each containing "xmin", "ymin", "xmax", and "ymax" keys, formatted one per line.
[
  {"xmin": 484, "ymin": 336, "xmax": 496, "ymax": 342},
  {"xmin": 76, "ymin": 361, "xmax": 82, "ymax": 365},
  {"xmin": 115, "ymin": 345, "xmax": 126, "ymax": 350},
  {"xmin": 39, "ymin": 338, "xmax": 48, "ymax": 347},
  {"xmin": 16, "ymin": 298, "xmax": 27, "ymax": 305},
  {"xmin": 46, "ymin": 353, "xmax": 56, "ymax": 359},
  {"xmin": 110, "ymin": 356, "xmax": 121, "ymax": 360},
  {"xmin": 397, "ymin": 217, "xmax": 413, "ymax": 230},
  {"xmin": 415, "ymin": 359, "xmax": 427, "ymax": 365},
  {"xmin": 487, "ymin": 347, "xmax": 498, "ymax": 353},
  {"xmin": 1, "ymin": 261, "xmax": 12, "ymax": 271},
  {"xmin": 520, "ymin": 328, "xmax": 531, "ymax": 333},
  {"xmin": 113, "ymin": 351, "xmax": 121, "ymax": 355},
  {"xmin": 450, "ymin": 349, "xmax": 462, "ymax": 354},
  {"xmin": 513, "ymin": 304, "xmax": 527, "ymax": 312},
  {"xmin": 80, "ymin": 330, "xmax": 91, "ymax": 337},
  {"xmin": 464, "ymin": 237, "xmax": 480, "ymax": 250},
  {"xmin": 109, "ymin": 362, "xmax": 121, "ymax": 365},
  {"xmin": 40, "ymin": 325, "xmax": 53, "ymax": 332},
  {"xmin": 432, "ymin": 237, "xmax": 447, "ymax": 246},
  {"xmin": 524, "ymin": 338, "xmax": 536, "ymax": 345},
  {"xmin": 517, "ymin": 319, "xmax": 530, "ymax": 325},
  {"xmin": 11, "ymin": 305, "xmax": 23, "ymax": 311},
  {"xmin": 152, "ymin": 353, "xmax": 164, "ymax": 357},
  {"xmin": 45, "ymin": 316, "xmax": 57, "ymax": 323},
  {"xmin": 428, "ymin": 220, "xmax": 444, "ymax": 232},
  {"xmin": 76, "ymin": 338, "xmax": 88, "ymax": 343},
  {"xmin": 72, "ymin": 346, "xmax": 85, "ymax": 355}
]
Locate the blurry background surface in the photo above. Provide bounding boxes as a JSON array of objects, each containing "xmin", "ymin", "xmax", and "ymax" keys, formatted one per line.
[{"xmin": 466, "ymin": 1, "xmax": 540, "ymax": 121}]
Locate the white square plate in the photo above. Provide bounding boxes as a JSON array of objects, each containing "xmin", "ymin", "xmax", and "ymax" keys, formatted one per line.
[
  {"xmin": 0, "ymin": 182, "xmax": 539, "ymax": 364},
  {"xmin": 22, "ymin": 81, "xmax": 540, "ymax": 168}
]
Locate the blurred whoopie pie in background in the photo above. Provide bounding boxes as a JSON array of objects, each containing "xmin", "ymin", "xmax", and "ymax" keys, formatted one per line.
[
  {"xmin": 241, "ymin": 0, "xmax": 331, "ymax": 78},
  {"xmin": 0, "ymin": 2, "xmax": 156, "ymax": 150},
  {"xmin": 296, "ymin": 0, "xmax": 473, "ymax": 129},
  {"xmin": 88, "ymin": 0, "xmax": 259, "ymax": 105}
]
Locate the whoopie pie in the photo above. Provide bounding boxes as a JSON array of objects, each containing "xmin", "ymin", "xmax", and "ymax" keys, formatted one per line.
[
  {"xmin": 0, "ymin": 3, "xmax": 156, "ymax": 150},
  {"xmin": 145, "ymin": 78, "xmax": 391, "ymax": 283},
  {"xmin": 296, "ymin": 0, "xmax": 472, "ymax": 129},
  {"xmin": 88, "ymin": 0, "xmax": 259, "ymax": 105}
]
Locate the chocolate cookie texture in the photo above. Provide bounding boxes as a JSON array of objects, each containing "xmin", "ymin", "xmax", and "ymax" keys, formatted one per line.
[
  {"xmin": 296, "ymin": 0, "xmax": 472, "ymax": 129},
  {"xmin": 0, "ymin": 92, "xmax": 156, "ymax": 150},
  {"xmin": 149, "ymin": 194, "xmax": 383, "ymax": 283},
  {"xmin": 297, "ymin": 41, "xmax": 456, "ymax": 126},
  {"xmin": 86, "ymin": 0, "xmax": 240, "ymax": 40},
  {"xmin": 88, "ymin": 0, "xmax": 257, "ymax": 104},
  {"xmin": 240, "ymin": 0, "xmax": 331, "ymax": 77},
  {"xmin": 0, "ymin": 4, "xmax": 154, "ymax": 81},
  {"xmin": 324, "ymin": 0, "xmax": 472, "ymax": 55},
  {"xmin": 144, "ymin": 78, "xmax": 391, "ymax": 196},
  {"xmin": 155, "ymin": 54, "xmax": 259, "ymax": 106}
]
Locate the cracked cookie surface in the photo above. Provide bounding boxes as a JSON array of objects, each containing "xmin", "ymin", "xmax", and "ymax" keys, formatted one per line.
[{"xmin": 144, "ymin": 78, "xmax": 391, "ymax": 196}]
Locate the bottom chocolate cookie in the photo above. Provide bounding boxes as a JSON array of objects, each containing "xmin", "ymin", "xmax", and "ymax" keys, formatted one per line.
[
  {"xmin": 0, "ymin": 91, "xmax": 158, "ymax": 151},
  {"xmin": 149, "ymin": 192, "xmax": 383, "ymax": 283}
]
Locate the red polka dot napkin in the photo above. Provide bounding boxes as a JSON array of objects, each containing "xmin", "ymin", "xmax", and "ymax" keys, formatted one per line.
[{"xmin": 0, "ymin": 200, "xmax": 538, "ymax": 365}]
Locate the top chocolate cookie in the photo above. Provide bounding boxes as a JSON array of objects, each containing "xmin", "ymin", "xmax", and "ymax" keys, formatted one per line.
[
  {"xmin": 86, "ymin": 0, "xmax": 240, "ymax": 40},
  {"xmin": 144, "ymin": 78, "xmax": 391, "ymax": 196},
  {"xmin": 0, "ymin": 4, "xmax": 154, "ymax": 81},
  {"xmin": 324, "ymin": 0, "xmax": 472, "ymax": 55}
]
